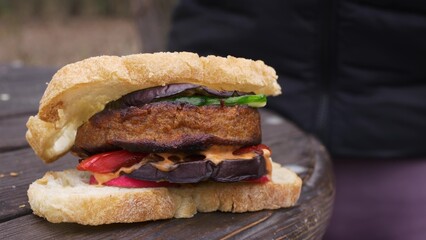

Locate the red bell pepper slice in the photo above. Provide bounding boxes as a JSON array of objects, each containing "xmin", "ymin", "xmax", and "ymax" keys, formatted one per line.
[
  {"xmin": 244, "ymin": 175, "xmax": 270, "ymax": 183},
  {"xmin": 89, "ymin": 175, "xmax": 178, "ymax": 188},
  {"xmin": 77, "ymin": 150, "xmax": 148, "ymax": 174},
  {"xmin": 89, "ymin": 174, "xmax": 267, "ymax": 188}
]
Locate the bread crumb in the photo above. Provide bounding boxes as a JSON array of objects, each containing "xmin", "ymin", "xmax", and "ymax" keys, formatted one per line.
[
  {"xmin": 12, "ymin": 185, "xmax": 16, "ymax": 189},
  {"xmin": 10, "ymin": 172, "xmax": 19, "ymax": 177},
  {"xmin": 0, "ymin": 93, "xmax": 10, "ymax": 101},
  {"xmin": 19, "ymin": 204, "xmax": 26, "ymax": 208},
  {"xmin": 0, "ymin": 174, "xmax": 5, "ymax": 178},
  {"xmin": 36, "ymin": 178, "xmax": 48, "ymax": 185}
]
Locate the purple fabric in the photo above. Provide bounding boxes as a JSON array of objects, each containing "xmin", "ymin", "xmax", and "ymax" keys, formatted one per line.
[{"xmin": 324, "ymin": 159, "xmax": 426, "ymax": 240}]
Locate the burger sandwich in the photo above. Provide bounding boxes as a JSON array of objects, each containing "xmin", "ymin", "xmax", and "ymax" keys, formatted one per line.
[{"xmin": 26, "ymin": 52, "xmax": 302, "ymax": 225}]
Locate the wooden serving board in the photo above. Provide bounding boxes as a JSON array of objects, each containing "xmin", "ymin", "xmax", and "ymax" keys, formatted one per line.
[{"xmin": 0, "ymin": 66, "xmax": 334, "ymax": 240}]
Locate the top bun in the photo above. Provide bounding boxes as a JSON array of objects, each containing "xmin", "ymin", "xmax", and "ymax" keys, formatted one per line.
[{"xmin": 26, "ymin": 52, "xmax": 280, "ymax": 163}]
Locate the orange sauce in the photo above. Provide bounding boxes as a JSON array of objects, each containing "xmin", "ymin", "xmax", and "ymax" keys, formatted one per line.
[{"xmin": 92, "ymin": 146, "xmax": 272, "ymax": 184}]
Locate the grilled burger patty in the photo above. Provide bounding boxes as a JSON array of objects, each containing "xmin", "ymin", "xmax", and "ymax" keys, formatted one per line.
[{"xmin": 72, "ymin": 101, "xmax": 261, "ymax": 157}]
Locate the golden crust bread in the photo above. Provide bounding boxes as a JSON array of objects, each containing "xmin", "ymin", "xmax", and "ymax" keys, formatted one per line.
[
  {"xmin": 27, "ymin": 162, "xmax": 301, "ymax": 225},
  {"xmin": 26, "ymin": 52, "xmax": 280, "ymax": 163}
]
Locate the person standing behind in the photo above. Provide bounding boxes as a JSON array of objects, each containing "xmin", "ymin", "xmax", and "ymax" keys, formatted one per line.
[{"xmin": 167, "ymin": 1, "xmax": 426, "ymax": 239}]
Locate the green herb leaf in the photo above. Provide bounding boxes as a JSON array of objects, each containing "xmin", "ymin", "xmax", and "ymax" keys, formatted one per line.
[{"xmin": 160, "ymin": 94, "xmax": 267, "ymax": 107}]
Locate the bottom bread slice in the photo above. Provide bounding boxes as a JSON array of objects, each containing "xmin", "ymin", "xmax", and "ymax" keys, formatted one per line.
[{"xmin": 28, "ymin": 162, "xmax": 302, "ymax": 225}]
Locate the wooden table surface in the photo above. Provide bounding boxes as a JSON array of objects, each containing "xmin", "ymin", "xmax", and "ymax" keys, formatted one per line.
[{"xmin": 0, "ymin": 65, "xmax": 334, "ymax": 240}]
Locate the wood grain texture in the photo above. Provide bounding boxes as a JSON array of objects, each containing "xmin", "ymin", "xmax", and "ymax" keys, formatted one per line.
[
  {"xmin": 0, "ymin": 149, "xmax": 75, "ymax": 223},
  {"xmin": 0, "ymin": 115, "xmax": 29, "ymax": 152},
  {"xmin": 0, "ymin": 66, "xmax": 334, "ymax": 240},
  {"xmin": 0, "ymin": 65, "xmax": 56, "ymax": 118}
]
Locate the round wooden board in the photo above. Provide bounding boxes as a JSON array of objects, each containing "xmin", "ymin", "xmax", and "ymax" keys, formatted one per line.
[
  {"xmin": 8, "ymin": 111, "xmax": 334, "ymax": 240},
  {"xmin": 0, "ymin": 66, "xmax": 334, "ymax": 240}
]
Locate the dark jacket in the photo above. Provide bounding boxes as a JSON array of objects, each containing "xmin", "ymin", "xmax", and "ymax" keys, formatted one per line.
[{"xmin": 168, "ymin": 0, "xmax": 426, "ymax": 159}]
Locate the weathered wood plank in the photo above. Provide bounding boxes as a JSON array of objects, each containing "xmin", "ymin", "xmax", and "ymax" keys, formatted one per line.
[
  {"xmin": 0, "ymin": 149, "xmax": 75, "ymax": 222},
  {"xmin": 0, "ymin": 110, "xmax": 311, "ymax": 222},
  {"xmin": 0, "ymin": 211, "xmax": 272, "ymax": 240},
  {"xmin": 0, "ymin": 66, "xmax": 56, "ymax": 118},
  {"xmin": 0, "ymin": 116, "xmax": 333, "ymax": 239},
  {"xmin": 0, "ymin": 115, "xmax": 30, "ymax": 152}
]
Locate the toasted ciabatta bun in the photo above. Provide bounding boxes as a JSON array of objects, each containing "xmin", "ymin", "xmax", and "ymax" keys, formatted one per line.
[
  {"xmin": 26, "ymin": 52, "xmax": 280, "ymax": 163},
  {"xmin": 28, "ymin": 162, "xmax": 301, "ymax": 225}
]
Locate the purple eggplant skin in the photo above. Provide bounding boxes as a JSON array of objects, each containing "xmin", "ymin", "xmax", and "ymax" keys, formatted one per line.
[
  {"xmin": 105, "ymin": 83, "xmax": 248, "ymax": 110},
  {"xmin": 126, "ymin": 155, "xmax": 267, "ymax": 183}
]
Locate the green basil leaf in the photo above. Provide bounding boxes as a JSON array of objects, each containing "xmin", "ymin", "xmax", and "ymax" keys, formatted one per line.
[{"xmin": 160, "ymin": 94, "xmax": 267, "ymax": 108}]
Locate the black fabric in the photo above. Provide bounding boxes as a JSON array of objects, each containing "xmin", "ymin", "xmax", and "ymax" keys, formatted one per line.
[{"xmin": 168, "ymin": 0, "xmax": 426, "ymax": 159}]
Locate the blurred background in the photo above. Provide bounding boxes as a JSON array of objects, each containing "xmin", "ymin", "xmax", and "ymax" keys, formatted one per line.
[
  {"xmin": 0, "ymin": 0, "xmax": 175, "ymax": 66},
  {"xmin": 2, "ymin": 1, "xmax": 425, "ymax": 239}
]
